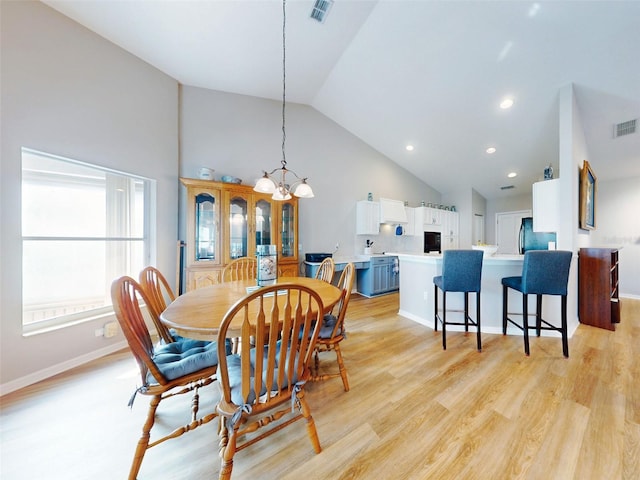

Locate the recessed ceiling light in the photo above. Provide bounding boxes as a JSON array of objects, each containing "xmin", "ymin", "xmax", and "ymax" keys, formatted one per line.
[
  {"xmin": 508, "ymin": 172, "xmax": 517, "ymax": 178},
  {"xmin": 500, "ymin": 98, "xmax": 514, "ymax": 109},
  {"xmin": 486, "ymin": 147, "xmax": 496, "ymax": 154},
  {"xmin": 405, "ymin": 145, "xmax": 414, "ymax": 151}
]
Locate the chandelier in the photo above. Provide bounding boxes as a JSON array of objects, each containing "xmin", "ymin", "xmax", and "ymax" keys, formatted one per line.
[{"xmin": 254, "ymin": 0, "xmax": 314, "ymax": 201}]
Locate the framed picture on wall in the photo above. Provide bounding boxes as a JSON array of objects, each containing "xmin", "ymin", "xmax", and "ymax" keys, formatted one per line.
[{"xmin": 579, "ymin": 159, "xmax": 596, "ymax": 230}]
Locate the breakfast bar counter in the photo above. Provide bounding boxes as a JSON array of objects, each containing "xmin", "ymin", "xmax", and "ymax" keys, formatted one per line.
[{"xmin": 389, "ymin": 252, "xmax": 572, "ymax": 336}]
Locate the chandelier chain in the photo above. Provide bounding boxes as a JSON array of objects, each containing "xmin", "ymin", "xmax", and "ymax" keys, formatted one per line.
[
  {"xmin": 253, "ymin": 0, "xmax": 313, "ymax": 200},
  {"xmin": 281, "ymin": 0, "xmax": 287, "ymax": 169}
]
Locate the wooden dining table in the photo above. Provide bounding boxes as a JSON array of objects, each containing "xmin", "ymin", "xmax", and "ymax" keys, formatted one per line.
[{"xmin": 160, "ymin": 277, "xmax": 343, "ymax": 341}]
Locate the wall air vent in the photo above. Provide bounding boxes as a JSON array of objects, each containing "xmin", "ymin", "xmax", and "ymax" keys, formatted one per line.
[
  {"xmin": 310, "ymin": 0, "xmax": 333, "ymax": 23},
  {"xmin": 500, "ymin": 185, "xmax": 515, "ymax": 190},
  {"xmin": 614, "ymin": 119, "xmax": 637, "ymax": 138}
]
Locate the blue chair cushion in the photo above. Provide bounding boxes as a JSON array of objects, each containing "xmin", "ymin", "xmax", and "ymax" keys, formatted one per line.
[
  {"xmin": 318, "ymin": 314, "xmax": 342, "ymax": 339},
  {"xmin": 224, "ymin": 340, "xmax": 301, "ymax": 406},
  {"xmin": 301, "ymin": 313, "xmax": 342, "ymax": 340},
  {"xmin": 503, "ymin": 251, "xmax": 572, "ymax": 296},
  {"xmin": 148, "ymin": 339, "xmax": 223, "ymax": 384},
  {"xmin": 501, "ymin": 276, "xmax": 523, "ymax": 292}
]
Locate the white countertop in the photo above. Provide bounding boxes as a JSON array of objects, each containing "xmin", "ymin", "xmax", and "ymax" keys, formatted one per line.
[
  {"xmin": 305, "ymin": 253, "xmax": 395, "ymax": 265},
  {"xmin": 305, "ymin": 251, "xmax": 523, "ymax": 265},
  {"xmin": 388, "ymin": 251, "xmax": 524, "ymax": 264}
]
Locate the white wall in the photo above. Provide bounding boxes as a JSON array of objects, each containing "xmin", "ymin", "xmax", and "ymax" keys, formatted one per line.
[
  {"xmin": 0, "ymin": 1, "xmax": 179, "ymax": 392},
  {"xmin": 485, "ymin": 193, "xmax": 532, "ymax": 245},
  {"xmin": 588, "ymin": 177, "xmax": 640, "ymax": 297},
  {"xmin": 442, "ymin": 188, "xmax": 488, "ymax": 249},
  {"xmin": 179, "ymin": 86, "xmax": 441, "ymax": 258}
]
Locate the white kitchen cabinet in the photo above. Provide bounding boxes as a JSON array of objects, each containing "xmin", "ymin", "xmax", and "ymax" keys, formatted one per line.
[
  {"xmin": 413, "ymin": 207, "xmax": 425, "ymax": 234},
  {"xmin": 423, "ymin": 207, "xmax": 442, "ymax": 227},
  {"xmin": 441, "ymin": 210, "xmax": 459, "ymax": 251},
  {"xmin": 441, "ymin": 210, "xmax": 459, "ymax": 237},
  {"xmin": 403, "ymin": 207, "xmax": 416, "ymax": 235},
  {"xmin": 379, "ymin": 198, "xmax": 408, "ymax": 224},
  {"xmin": 356, "ymin": 201, "xmax": 380, "ymax": 235},
  {"xmin": 532, "ymin": 179, "xmax": 560, "ymax": 232},
  {"xmin": 442, "ymin": 234, "xmax": 459, "ymax": 251}
]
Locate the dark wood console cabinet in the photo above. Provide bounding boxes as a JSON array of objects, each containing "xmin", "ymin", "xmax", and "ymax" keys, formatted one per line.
[{"xmin": 578, "ymin": 248, "xmax": 620, "ymax": 330}]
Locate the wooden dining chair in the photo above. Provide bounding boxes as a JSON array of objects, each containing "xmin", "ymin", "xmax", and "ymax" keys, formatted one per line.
[
  {"xmin": 311, "ymin": 262, "xmax": 355, "ymax": 391},
  {"xmin": 314, "ymin": 257, "xmax": 335, "ymax": 283},
  {"xmin": 139, "ymin": 266, "xmax": 177, "ymax": 344},
  {"xmin": 215, "ymin": 283, "xmax": 324, "ymax": 480},
  {"xmin": 222, "ymin": 257, "xmax": 257, "ymax": 282},
  {"xmin": 111, "ymin": 276, "xmax": 224, "ymax": 480}
]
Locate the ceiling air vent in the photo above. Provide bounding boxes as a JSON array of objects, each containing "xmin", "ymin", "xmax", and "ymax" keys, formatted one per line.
[
  {"xmin": 500, "ymin": 185, "xmax": 515, "ymax": 190},
  {"xmin": 310, "ymin": 0, "xmax": 333, "ymax": 23},
  {"xmin": 614, "ymin": 119, "xmax": 637, "ymax": 138}
]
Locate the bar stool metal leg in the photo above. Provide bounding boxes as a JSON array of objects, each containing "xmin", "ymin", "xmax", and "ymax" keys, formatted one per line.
[
  {"xmin": 502, "ymin": 285, "xmax": 508, "ymax": 335},
  {"xmin": 442, "ymin": 291, "xmax": 447, "ymax": 350},
  {"xmin": 434, "ymin": 283, "xmax": 439, "ymax": 332},
  {"xmin": 561, "ymin": 296, "xmax": 568, "ymax": 358},
  {"xmin": 522, "ymin": 293, "xmax": 530, "ymax": 356},
  {"xmin": 476, "ymin": 293, "xmax": 481, "ymax": 351}
]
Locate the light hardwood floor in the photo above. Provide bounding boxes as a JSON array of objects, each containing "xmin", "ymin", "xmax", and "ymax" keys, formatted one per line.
[{"xmin": 1, "ymin": 294, "xmax": 639, "ymax": 479}]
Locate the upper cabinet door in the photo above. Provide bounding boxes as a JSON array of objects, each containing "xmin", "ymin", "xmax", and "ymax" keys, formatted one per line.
[
  {"xmin": 184, "ymin": 182, "xmax": 222, "ymax": 267},
  {"xmin": 279, "ymin": 200, "xmax": 297, "ymax": 261},
  {"xmin": 533, "ymin": 179, "xmax": 560, "ymax": 232},
  {"xmin": 356, "ymin": 201, "xmax": 380, "ymax": 235},
  {"xmin": 255, "ymin": 197, "xmax": 274, "ymax": 249},
  {"xmin": 224, "ymin": 190, "xmax": 275, "ymax": 262},
  {"xmin": 228, "ymin": 192, "xmax": 250, "ymax": 259},
  {"xmin": 195, "ymin": 192, "xmax": 218, "ymax": 261}
]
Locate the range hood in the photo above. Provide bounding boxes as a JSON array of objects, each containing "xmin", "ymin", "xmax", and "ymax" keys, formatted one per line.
[{"xmin": 379, "ymin": 198, "xmax": 408, "ymax": 224}]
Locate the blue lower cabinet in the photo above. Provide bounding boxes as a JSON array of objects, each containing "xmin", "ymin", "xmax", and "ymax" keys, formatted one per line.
[
  {"xmin": 356, "ymin": 256, "xmax": 399, "ymax": 297},
  {"xmin": 304, "ymin": 260, "xmax": 369, "ymax": 284}
]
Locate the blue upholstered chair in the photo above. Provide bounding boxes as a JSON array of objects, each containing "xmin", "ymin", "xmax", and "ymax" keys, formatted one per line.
[
  {"xmin": 433, "ymin": 249, "xmax": 484, "ymax": 351},
  {"xmin": 311, "ymin": 262, "xmax": 355, "ymax": 391},
  {"xmin": 216, "ymin": 283, "xmax": 324, "ymax": 480},
  {"xmin": 501, "ymin": 250, "xmax": 572, "ymax": 357},
  {"xmin": 111, "ymin": 276, "xmax": 228, "ymax": 480}
]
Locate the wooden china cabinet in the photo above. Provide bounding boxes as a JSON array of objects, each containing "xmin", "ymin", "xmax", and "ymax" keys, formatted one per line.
[{"xmin": 181, "ymin": 178, "xmax": 299, "ymax": 291}]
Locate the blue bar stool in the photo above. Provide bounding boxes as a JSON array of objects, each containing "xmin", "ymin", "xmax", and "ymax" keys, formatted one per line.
[
  {"xmin": 502, "ymin": 250, "xmax": 572, "ymax": 357},
  {"xmin": 434, "ymin": 249, "xmax": 484, "ymax": 351}
]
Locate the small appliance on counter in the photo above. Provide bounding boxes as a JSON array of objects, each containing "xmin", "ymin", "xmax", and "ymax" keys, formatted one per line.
[
  {"xmin": 304, "ymin": 252, "xmax": 333, "ymax": 278},
  {"xmin": 519, "ymin": 217, "xmax": 556, "ymax": 253},
  {"xmin": 305, "ymin": 253, "xmax": 332, "ymax": 263}
]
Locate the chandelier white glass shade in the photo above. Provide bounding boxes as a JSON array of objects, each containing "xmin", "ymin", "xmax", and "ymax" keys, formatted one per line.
[
  {"xmin": 254, "ymin": 165, "xmax": 314, "ymax": 200},
  {"xmin": 254, "ymin": 0, "xmax": 314, "ymax": 201}
]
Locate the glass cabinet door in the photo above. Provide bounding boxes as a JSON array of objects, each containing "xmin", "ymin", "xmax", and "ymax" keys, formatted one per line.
[
  {"xmin": 280, "ymin": 201, "xmax": 296, "ymax": 259},
  {"xmin": 195, "ymin": 193, "xmax": 217, "ymax": 261},
  {"xmin": 255, "ymin": 198, "xmax": 273, "ymax": 248},
  {"xmin": 229, "ymin": 195, "xmax": 248, "ymax": 259}
]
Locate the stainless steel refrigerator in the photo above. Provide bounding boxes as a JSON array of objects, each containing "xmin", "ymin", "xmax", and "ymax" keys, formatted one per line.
[{"xmin": 519, "ymin": 217, "xmax": 556, "ymax": 254}]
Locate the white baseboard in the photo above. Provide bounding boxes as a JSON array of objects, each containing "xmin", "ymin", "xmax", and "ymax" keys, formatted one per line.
[
  {"xmin": 0, "ymin": 341, "xmax": 127, "ymax": 397},
  {"xmin": 397, "ymin": 309, "xmax": 432, "ymax": 329},
  {"xmin": 621, "ymin": 293, "xmax": 640, "ymax": 300},
  {"xmin": 397, "ymin": 310, "xmax": 579, "ymax": 337}
]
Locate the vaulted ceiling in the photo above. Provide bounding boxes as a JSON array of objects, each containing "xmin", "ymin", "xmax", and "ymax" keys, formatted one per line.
[{"xmin": 44, "ymin": 0, "xmax": 640, "ymax": 199}]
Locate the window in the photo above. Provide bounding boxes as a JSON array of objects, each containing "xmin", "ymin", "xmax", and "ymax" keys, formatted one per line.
[{"xmin": 21, "ymin": 148, "xmax": 153, "ymax": 333}]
